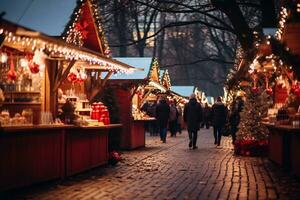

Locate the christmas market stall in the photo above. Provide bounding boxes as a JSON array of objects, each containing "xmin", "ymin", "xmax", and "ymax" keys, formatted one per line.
[
  {"xmin": 108, "ymin": 57, "xmax": 165, "ymax": 149},
  {"xmin": 227, "ymin": 2, "xmax": 300, "ymax": 177},
  {"xmin": 0, "ymin": 4, "xmax": 137, "ymax": 191},
  {"xmin": 261, "ymin": 3, "xmax": 300, "ymax": 177}
]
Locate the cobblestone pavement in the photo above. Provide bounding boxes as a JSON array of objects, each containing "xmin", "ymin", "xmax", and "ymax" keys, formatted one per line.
[{"xmin": 3, "ymin": 129, "xmax": 300, "ymax": 200}]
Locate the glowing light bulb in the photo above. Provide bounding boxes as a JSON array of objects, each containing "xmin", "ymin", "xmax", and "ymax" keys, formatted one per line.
[
  {"xmin": 0, "ymin": 52, "xmax": 8, "ymax": 63},
  {"xmin": 19, "ymin": 58, "xmax": 29, "ymax": 68}
]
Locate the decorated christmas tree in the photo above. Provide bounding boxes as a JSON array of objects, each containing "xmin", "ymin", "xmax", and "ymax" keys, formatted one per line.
[
  {"xmin": 235, "ymin": 88, "xmax": 272, "ymax": 156},
  {"xmin": 237, "ymin": 89, "xmax": 271, "ymax": 141}
]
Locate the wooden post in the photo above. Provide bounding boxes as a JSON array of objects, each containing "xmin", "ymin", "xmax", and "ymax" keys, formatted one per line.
[{"xmin": 45, "ymin": 59, "xmax": 59, "ymax": 117}]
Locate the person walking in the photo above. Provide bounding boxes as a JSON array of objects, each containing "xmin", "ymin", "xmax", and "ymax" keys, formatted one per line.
[
  {"xmin": 176, "ymin": 102, "xmax": 183, "ymax": 134},
  {"xmin": 147, "ymin": 101, "xmax": 158, "ymax": 136},
  {"xmin": 229, "ymin": 96, "xmax": 244, "ymax": 144},
  {"xmin": 156, "ymin": 97, "xmax": 170, "ymax": 143},
  {"xmin": 183, "ymin": 94, "xmax": 203, "ymax": 149},
  {"xmin": 211, "ymin": 96, "xmax": 227, "ymax": 146},
  {"xmin": 169, "ymin": 100, "xmax": 178, "ymax": 137},
  {"xmin": 203, "ymin": 103, "xmax": 211, "ymax": 129}
]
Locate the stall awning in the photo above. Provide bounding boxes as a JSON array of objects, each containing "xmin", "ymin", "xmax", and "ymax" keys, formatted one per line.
[{"xmin": 0, "ymin": 19, "xmax": 140, "ymax": 73}]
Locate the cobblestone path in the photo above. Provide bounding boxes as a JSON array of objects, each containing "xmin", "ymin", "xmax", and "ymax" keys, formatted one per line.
[{"xmin": 3, "ymin": 129, "xmax": 300, "ymax": 200}]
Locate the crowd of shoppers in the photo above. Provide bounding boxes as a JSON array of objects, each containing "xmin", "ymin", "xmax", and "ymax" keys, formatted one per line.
[{"xmin": 141, "ymin": 94, "xmax": 244, "ymax": 148}]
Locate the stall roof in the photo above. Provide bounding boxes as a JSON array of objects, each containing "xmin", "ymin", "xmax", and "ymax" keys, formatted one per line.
[
  {"xmin": 0, "ymin": 19, "xmax": 139, "ymax": 73},
  {"xmin": 170, "ymin": 86, "xmax": 195, "ymax": 97},
  {"xmin": 110, "ymin": 57, "xmax": 152, "ymax": 79}
]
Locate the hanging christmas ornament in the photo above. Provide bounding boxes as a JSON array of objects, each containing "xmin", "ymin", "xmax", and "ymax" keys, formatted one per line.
[
  {"xmin": 32, "ymin": 49, "xmax": 46, "ymax": 72},
  {"xmin": 29, "ymin": 61, "xmax": 40, "ymax": 74},
  {"xmin": 251, "ymin": 87, "xmax": 259, "ymax": 94},
  {"xmin": 294, "ymin": 85, "xmax": 300, "ymax": 97},
  {"xmin": 7, "ymin": 54, "xmax": 17, "ymax": 80},
  {"xmin": 0, "ymin": 52, "xmax": 8, "ymax": 63},
  {"xmin": 266, "ymin": 88, "xmax": 273, "ymax": 95},
  {"xmin": 67, "ymin": 72, "xmax": 78, "ymax": 82}
]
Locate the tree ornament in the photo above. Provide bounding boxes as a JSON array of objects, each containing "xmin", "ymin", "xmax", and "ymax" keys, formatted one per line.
[
  {"xmin": 266, "ymin": 88, "xmax": 273, "ymax": 95},
  {"xmin": 7, "ymin": 54, "xmax": 17, "ymax": 80},
  {"xmin": 251, "ymin": 87, "xmax": 259, "ymax": 94},
  {"xmin": 29, "ymin": 61, "xmax": 40, "ymax": 74},
  {"xmin": 67, "ymin": 72, "xmax": 77, "ymax": 82}
]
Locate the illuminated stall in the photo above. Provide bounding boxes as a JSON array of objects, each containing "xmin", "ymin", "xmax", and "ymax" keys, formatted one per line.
[{"xmin": 0, "ymin": 0, "xmax": 138, "ymax": 191}]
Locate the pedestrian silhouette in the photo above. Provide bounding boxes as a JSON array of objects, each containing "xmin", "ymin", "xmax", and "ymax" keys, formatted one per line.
[
  {"xmin": 156, "ymin": 97, "xmax": 170, "ymax": 143},
  {"xmin": 211, "ymin": 96, "xmax": 227, "ymax": 146},
  {"xmin": 184, "ymin": 94, "xmax": 203, "ymax": 149}
]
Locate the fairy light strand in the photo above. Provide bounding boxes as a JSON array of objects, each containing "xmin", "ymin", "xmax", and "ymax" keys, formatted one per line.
[{"xmin": 0, "ymin": 28, "xmax": 131, "ymax": 74}]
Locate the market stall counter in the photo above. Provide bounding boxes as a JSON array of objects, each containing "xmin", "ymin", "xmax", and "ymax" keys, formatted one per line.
[
  {"xmin": 0, "ymin": 124, "xmax": 122, "ymax": 192},
  {"xmin": 264, "ymin": 122, "xmax": 300, "ymax": 177},
  {"xmin": 131, "ymin": 118, "xmax": 155, "ymax": 149}
]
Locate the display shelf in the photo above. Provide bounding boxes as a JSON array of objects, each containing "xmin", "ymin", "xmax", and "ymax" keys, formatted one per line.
[
  {"xmin": 4, "ymin": 91, "xmax": 40, "ymax": 94},
  {"xmin": 1, "ymin": 102, "xmax": 41, "ymax": 105}
]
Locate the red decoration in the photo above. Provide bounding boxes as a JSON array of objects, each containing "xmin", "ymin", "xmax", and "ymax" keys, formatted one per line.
[
  {"xmin": 293, "ymin": 84, "xmax": 300, "ymax": 97},
  {"xmin": 109, "ymin": 150, "xmax": 121, "ymax": 165},
  {"xmin": 7, "ymin": 54, "xmax": 17, "ymax": 80},
  {"xmin": 75, "ymin": 20, "xmax": 89, "ymax": 39},
  {"xmin": 67, "ymin": 72, "xmax": 77, "ymax": 82},
  {"xmin": 234, "ymin": 140, "xmax": 268, "ymax": 156},
  {"xmin": 29, "ymin": 61, "xmax": 40, "ymax": 74},
  {"xmin": 251, "ymin": 87, "xmax": 259, "ymax": 94},
  {"xmin": 266, "ymin": 88, "xmax": 273, "ymax": 95},
  {"xmin": 91, "ymin": 102, "xmax": 110, "ymax": 124}
]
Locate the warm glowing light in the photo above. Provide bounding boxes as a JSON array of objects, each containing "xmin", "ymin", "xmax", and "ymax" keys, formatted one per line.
[
  {"xmin": 0, "ymin": 52, "xmax": 8, "ymax": 63},
  {"xmin": 19, "ymin": 58, "xmax": 29, "ymax": 68}
]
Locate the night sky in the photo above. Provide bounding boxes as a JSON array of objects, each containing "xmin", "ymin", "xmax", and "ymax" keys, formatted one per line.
[{"xmin": 0, "ymin": 0, "xmax": 76, "ymax": 35}]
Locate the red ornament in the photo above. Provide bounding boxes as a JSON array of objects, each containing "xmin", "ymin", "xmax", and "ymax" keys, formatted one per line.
[
  {"xmin": 7, "ymin": 69, "xmax": 17, "ymax": 80},
  {"xmin": 266, "ymin": 88, "xmax": 273, "ymax": 95},
  {"xmin": 7, "ymin": 54, "xmax": 17, "ymax": 81},
  {"xmin": 29, "ymin": 61, "xmax": 40, "ymax": 74},
  {"xmin": 67, "ymin": 72, "xmax": 77, "ymax": 82},
  {"xmin": 251, "ymin": 87, "xmax": 259, "ymax": 94},
  {"xmin": 294, "ymin": 86, "xmax": 300, "ymax": 97}
]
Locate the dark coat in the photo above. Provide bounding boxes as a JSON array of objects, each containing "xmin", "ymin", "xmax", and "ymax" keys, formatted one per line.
[
  {"xmin": 183, "ymin": 98, "xmax": 203, "ymax": 131},
  {"xmin": 229, "ymin": 99, "xmax": 244, "ymax": 128},
  {"xmin": 203, "ymin": 106, "xmax": 211, "ymax": 122},
  {"xmin": 156, "ymin": 100, "xmax": 170, "ymax": 127},
  {"xmin": 211, "ymin": 102, "xmax": 227, "ymax": 127}
]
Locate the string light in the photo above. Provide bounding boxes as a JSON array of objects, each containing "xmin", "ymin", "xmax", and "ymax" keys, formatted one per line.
[
  {"xmin": 0, "ymin": 28, "xmax": 133, "ymax": 74},
  {"xmin": 63, "ymin": 0, "xmax": 111, "ymax": 58},
  {"xmin": 275, "ymin": 7, "xmax": 289, "ymax": 40}
]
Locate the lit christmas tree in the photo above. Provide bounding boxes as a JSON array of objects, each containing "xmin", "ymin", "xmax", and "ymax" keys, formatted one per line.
[
  {"xmin": 237, "ymin": 89, "xmax": 271, "ymax": 141},
  {"xmin": 235, "ymin": 88, "xmax": 272, "ymax": 156}
]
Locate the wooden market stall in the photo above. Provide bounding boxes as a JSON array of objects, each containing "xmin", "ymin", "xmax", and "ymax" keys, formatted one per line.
[
  {"xmin": 0, "ymin": 0, "xmax": 138, "ymax": 191},
  {"xmin": 244, "ymin": 2, "xmax": 300, "ymax": 178},
  {"xmin": 108, "ymin": 57, "xmax": 167, "ymax": 149}
]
